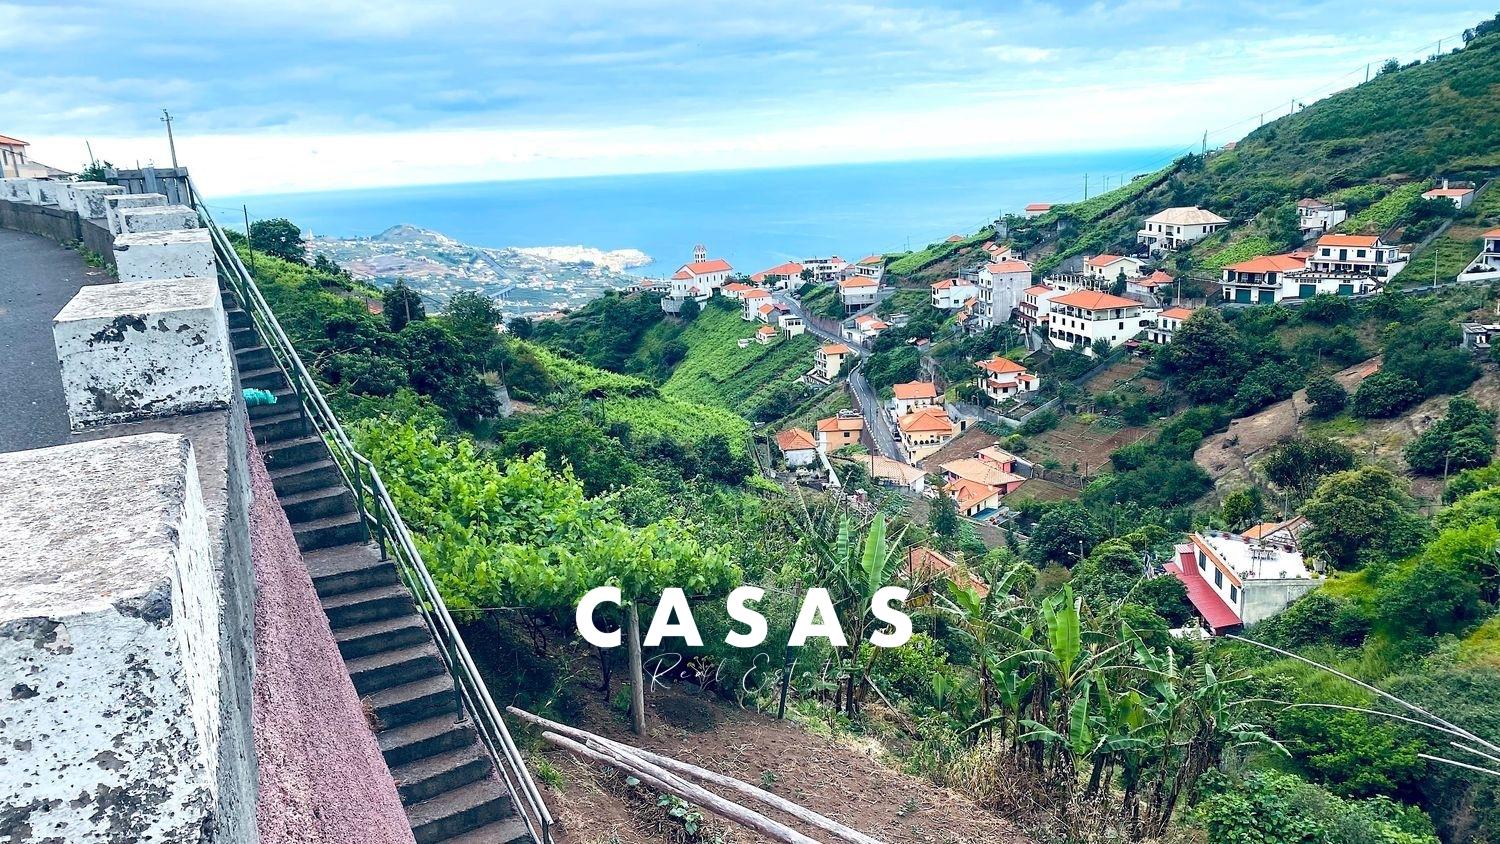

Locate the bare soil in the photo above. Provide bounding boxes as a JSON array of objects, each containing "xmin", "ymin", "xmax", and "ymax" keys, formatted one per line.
[
  {"xmin": 1023, "ymin": 416, "xmax": 1151, "ymax": 477},
  {"xmin": 542, "ymin": 678, "xmax": 1032, "ymax": 844}
]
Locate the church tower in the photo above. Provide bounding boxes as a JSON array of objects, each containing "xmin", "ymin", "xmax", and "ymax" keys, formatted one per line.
[{"xmin": 693, "ymin": 243, "xmax": 707, "ymax": 263}]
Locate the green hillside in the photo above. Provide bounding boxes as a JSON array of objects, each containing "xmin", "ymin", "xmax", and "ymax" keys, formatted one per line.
[{"xmin": 660, "ymin": 301, "xmax": 817, "ymax": 413}]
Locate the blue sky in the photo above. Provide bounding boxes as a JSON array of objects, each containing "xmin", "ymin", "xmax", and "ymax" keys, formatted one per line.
[{"xmin": 3, "ymin": 0, "xmax": 1489, "ymax": 194}]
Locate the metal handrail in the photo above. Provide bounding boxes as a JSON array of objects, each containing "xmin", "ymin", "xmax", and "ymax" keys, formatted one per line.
[{"xmin": 192, "ymin": 185, "xmax": 554, "ymax": 844}]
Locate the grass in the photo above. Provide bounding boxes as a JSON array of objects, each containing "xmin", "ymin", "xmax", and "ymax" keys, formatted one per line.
[
  {"xmin": 1202, "ymin": 235, "xmax": 1276, "ymax": 271},
  {"xmin": 1337, "ymin": 183, "xmax": 1424, "ymax": 234},
  {"xmin": 887, "ymin": 228, "xmax": 994, "ymax": 276},
  {"xmin": 1394, "ymin": 185, "xmax": 1500, "ymax": 286},
  {"xmin": 661, "ymin": 303, "xmax": 818, "ymax": 411},
  {"xmin": 1458, "ymin": 615, "xmax": 1500, "ymax": 668},
  {"xmin": 1304, "ymin": 413, "xmax": 1368, "ymax": 438}
]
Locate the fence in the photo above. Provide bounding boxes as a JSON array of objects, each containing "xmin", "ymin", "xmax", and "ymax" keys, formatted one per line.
[
  {"xmin": 194, "ymin": 184, "xmax": 555, "ymax": 844},
  {"xmin": 107, "ymin": 166, "xmax": 193, "ymax": 206}
]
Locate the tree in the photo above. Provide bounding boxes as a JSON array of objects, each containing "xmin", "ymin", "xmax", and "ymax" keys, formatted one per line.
[
  {"xmin": 498, "ymin": 410, "xmax": 638, "ymax": 496},
  {"xmin": 1222, "ymin": 487, "xmax": 1263, "ymax": 530},
  {"xmin": 507, "ymin": 316, "xmax": 535, "ymax": 339},
  {"xmin": 1135, "ymin": 576, "xmax": 1192, "ymax": 627},
  {"xmin": 1301, "ymin": 466, "xmax": 1428, "ymax": 568},
  {"xmin": 1162, "ymin": 309, "xmax": 1249, "ymax": 403},
  {"xmin": 1025, "ymin": 502, "xmax": 1103, "ymax": 566},
  {"xmin": 383, "ymin": 280, "xmax": 427, "ymax": 332},
  {"xmin": 443, "ymin": 290, "xmax": 504, "ymax": 361},
  {"xmin": 1305, "ymin": 372, "xmax": 1348, "ymax": 419},
  {"xmin": 697, "ymin": 433, "xmax": 753, "ymax": 486},
  {"xmin": 248, "ymin": 217, "xmax": 306, "ymax": 264},
  {"xmin": 678, "ymin": 297, "xmax": 701, "ymax": 321},
  {"xmin": 1262, "ymin": 435, "xmax": 1356, "ymax": 495},
  {"xmin": 930, "ymin": 491, "xmax": 960, "ymax": 540},
  {"xmin": 1402, "ymin": 395, "xmax": 1496, "ymax": 477},
  {"xmin": 1071, "ymin": 538, "xmax": 1141, "ymax": 603},
  {"xmin": 1349, "ymin": 370, "xmax": 1419, "ymax": 418}
]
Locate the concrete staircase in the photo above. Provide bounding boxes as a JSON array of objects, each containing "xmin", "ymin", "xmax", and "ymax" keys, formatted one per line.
[{"xmin": 230, "ymin": 306, "xmax": 531, "ymax": 844}]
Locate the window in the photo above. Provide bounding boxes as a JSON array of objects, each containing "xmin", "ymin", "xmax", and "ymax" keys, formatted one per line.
[
  {"xmin": 1213, "ymin": 568, "xmax": 1223, "ymax": 588},
  {"xmin": 1198, "ymin": 553, "xmax": 1207, "ymax": 571},
  {"xmin": 1230, "ymin": 584, "xmax": 1239, "ymax": 604},
  {"xmin": 1356, "ymin": 249, "xmax": 1366, "ymax": 258}
]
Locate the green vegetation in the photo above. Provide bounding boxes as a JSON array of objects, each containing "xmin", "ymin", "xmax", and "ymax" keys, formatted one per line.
[
  {"xmin": 1339, "ymin": 183, "xmax": 1425, "ymax": 234},
  {"xmin": 661, "ymin": 301, "xmax": 817, "ymax": 414},
  {"xmin": 886, "ymin": 228, "xmax": 994, "ymax": 276}
]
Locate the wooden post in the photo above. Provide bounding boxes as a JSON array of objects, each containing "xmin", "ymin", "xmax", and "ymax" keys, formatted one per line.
[{"xmin": 627, "ymin": 602, "xmax": 646, "ymax": 736}]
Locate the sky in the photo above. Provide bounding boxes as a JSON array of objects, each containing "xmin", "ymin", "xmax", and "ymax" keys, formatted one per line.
[{"xmin": 3, "ymin": 0, "xmax": 1490, "ymax": 196}]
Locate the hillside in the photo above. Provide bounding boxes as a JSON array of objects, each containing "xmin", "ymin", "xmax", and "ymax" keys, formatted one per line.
[{"xmin": 658, "ymin": 301, "xmax": 818, "ymax": 413}]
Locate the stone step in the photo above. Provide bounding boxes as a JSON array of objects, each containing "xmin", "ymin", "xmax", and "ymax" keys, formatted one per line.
[
  {"xmin": 279, "ymin": 484, "xmax": 356, "ymax": 525},
  {"xmin": 293, "ymin": 510, "xmax": 369, "ymax": 552},
  {"xmin": 251, "ymin": 409, "xmax": 308, "ymax": 444},
  {"xmin": 305, "ymin": 542, "xmax": 397, "ymax": 598},
  {"xmin": 368, "ymin": 673, "xmax": 460, "ymax": 732},
  {"xmin": 269, "ymin": 457, "xmax": 342, "ymax": 497},
  {"xmin": 378, "ymin": 715, "xmax": 478, "ymax": 769},
  {"xmin": 230, "ymin": 325, "xmax": 259, "ymax": 349},
  {"xmin": 435, "ymin": 815, "xmax": 532, "ymax": 844},
  {"xmin": 247, "ymin": 387, "xmax": 298, "ymax": 418},
  {"xmin": 225, "ymin": 307, "xmax": 253, "ymax": 330},
  {"xmin": 407, "ymin": 778, "xmax": 515, "ymax": 844},
  {"xmin": 261, "ymin": 434, "xmax": 329, "ymax": 471},
  {"xmin": 235, "ymin": 344, "xmax": 273, "ymax": 369},
  {"xmin": 348, "ymin": 642, "xmax": 445, "ymax": 697},
  {"xmin": 320, "ymin": 582, "xmax": 412, "ymax": 629},
  {"xmin": 335, "ymin": 614, "xmax": 432, "ymax": 662},
  {"xmin": 391, "ymin": 743, "xmax": 493, "ymax": 806},
  {"xmin": 239, "ymin": 364, "xmax": 285, "ymax": 390}
]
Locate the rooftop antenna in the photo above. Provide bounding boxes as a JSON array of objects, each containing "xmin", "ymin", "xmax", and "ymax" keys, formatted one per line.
[{"xmin": 161, "ymin": 110, "xmax": 179, "ymax": 171}]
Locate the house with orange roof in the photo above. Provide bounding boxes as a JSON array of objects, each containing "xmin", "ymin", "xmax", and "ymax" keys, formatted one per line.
[
  {"xmin": 849, "ymin": 255, "xmax": 885, "ymax": 281},
  {"xmin": 755, "ymin": 324, "xmax": 778, "ymax": 345},
  {"xmin": 945, "ymin": 234, "xmax": 964, "ymax": 243},
  {"xmin": 940, "ymin": 457, "xmax": 1024, "ymax": 496},
  {"xmin": 1219, "ymin": 253, "xmax": 1308, "ymax": 304},
  {"xmin": 975, "ymin": 356, "xmax": 1040, "ymax": 402},
  {"xmin": 750, "ymin": 261, "xmax": 806, "ymax": 290},
  {"xmin": 815, "ymin": 414, "xmax": 864, "ymax": 452},
  {"xmin": 981, "ymin": 242, "xmax": 1013, "ymax": 260},
  {"xmin": 1137, "ymin": 207, "xmax": 1228, "ymax": 253},
  {"xmin": 1017, "ymin": 284, "xmax": 1065, "ymax": 333},
  {"xmin": 976, "ymin": 259, "xmax": 1033, "ymax": 329},
  {"xmin": 850, "ymin": 454, "xmax": 928, "ymax": 493},
  {"xmin": 930, "ymin": 276, "xmax": 978, "ymax": 310},
  {"xmin": 1458, "ymin": 228, "xmax": 1500, "ymax": 283},
  {"xmin": 844, "ymin": 312, "xmax": 890, "ymax": 345},
  {"xmin": 1083, "ymin": 254, "xmax": 1145, "ymax": 284},
  {"xmin": 803, "ymin": 256, "xmax": 848, "ymax": 284},
  {"xmin": 837, "ymin": 275, "xmax": 879, "ymax": 312},
  {"xmin": 895, "ymin": 405, "xmax": 956, "ymax": 462},
  {"xmin": 1, "ymin": 134, "xmax": 30, "ymax": 178},
  {"xmin": 720, "ymin": 281, "xmax": 753, "ymax": 300},
  {"xmin": 774, "ymin": 427, "xmax": 819, "ymax": 467},
  {"xmin": 813, "ymin": 343, "xmax": 853, "ymax": 381},
  {"xmin": 907, "ymin": 546, "xmax": 988, "ymax": 597},
  {"xmin": 889, "ymin": 380, "xmax": 940, "ymax": 419},
  {"xmin": 741, "ymin": 288, "xmax": 773, "ymax": 321},
  {"xmin": 665, "ymin": 243, "xmax": 732, "ymax": 310},
  {"xmin": 1147, "ymin": 306, "xmax": 1198, "ymax": 344},
  {"xmin": 1296, "ymin": 198, "xmax": 1347, "ymax": 234},
  {"xmin": 1046, "ymin": 290, "xmax": 1160, "ymax": 354},
  {"xmin": 1423, "ymin": 181, "xmax": 1476, "ymax": 210},
  {"xmin": 1128, "ymin": 269, "xmax": 1175, "ymax": 297},
  {"xmin": 1285, "ymin": 233, "xmax": 1407, "ymax": 299},
  {"xmin": 942, "ymin": 477, "xmax": 1005, "ymax": 518},
  {"xmin": 1023, "ymin": 203, "xmax": 1053, "ymax": 217}
]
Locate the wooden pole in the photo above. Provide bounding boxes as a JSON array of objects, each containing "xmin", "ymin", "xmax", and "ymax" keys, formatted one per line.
[
  {"xmin": 627, "ymin": 602, "xmax": 646, "ymax": 736},
  {"xmin": 510, "ymin": 707, "xmax": 887, "ymax": 844},
  {"xmin": 542, "ymin": 732, "xmax": 823, "ymax": 844}
]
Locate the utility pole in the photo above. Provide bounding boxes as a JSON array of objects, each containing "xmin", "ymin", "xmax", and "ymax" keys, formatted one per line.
[
  {"xmin": 243, "ymin": 205, "xmax": 255, "ymax": 271},
  {"xmin": 1201, "ymin": 130, "xmax": 1207, "ymax": 155},
  {"xmin": 1084, "ymin": 173, "xmax": 1089, "ymax": 200},
  {"xmin": 85, "ymin": 140, "xmax": 96, "ymax": 169},
  {"xmin": 1365, "ymin": 63, "xmax": 1370, "ymax": 83},
  {"xmin": 161, "ymin": 110, "xmax": 179, "ymax": 171},
  {"xmin": 1434, "ymin": 238, "xmax": 1440, "ymax": 288}
]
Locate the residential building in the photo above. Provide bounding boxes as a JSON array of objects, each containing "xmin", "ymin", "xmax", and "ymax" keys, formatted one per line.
[
  {"xmin": 1137, "ymin": 207, "xmax": 1228, "ymax": 253},
  {"xmin": 945, "ymin": 234, "xmax": 964, "ymax": 243},
  {"xmin": 1129, "ymin": 269, "xmax": 1175, "ymax": 298},
  {"xmin": 803, "ymin": 256, "xmax": 848, "ymax": 283},
  {"xmin": 981, "ymin": 242, "xmax": 1014, "ymax": 261},
  {"xmin": 975, "ymin": 356, "xmax": 1040, "ymax": 402},
  {"xmin": 1083, "ymin": 254, "xmax": 1145, "ymax": 284},
  {"xmin": 741, "ymin": 288, "xmax": 773, "ymax": 320},
  {"xmin": 0, "ymin": 134, "xmax": 29, "ymax": 178},
  {"xmin": 1461, "ymin": 322, "xmax": 1500, "ymax": 351},
  {"xmin": 976, "ymin": 259, "xmax": 1032, "ymax": 329},
  {"xmin": 778, "ymin": 311, "xmax": 806, "ymax": 337},
  {"xmin": 849, "ymin": 255, "xmax": 885, "ymax": 281},
  {"xmin": 1167, "ymin": 530, "xmax": 1322, "ymax": 634},
  {"xmin": 890, "ymin": 380, "xmax": 940, "ymax": 418},
  {"xmin": 838, "ymin": 276, "xmax": 879, "ymax": 313},
  {"xmin": 721, "ymin": 281, "xmax": 753, "ymax": 300},
  {"xmin": 1219, "ymin": 253, "xmax": 1308, "ymax": 304},
  {"xmin": 667, "ymin": 243, "xmax": 732, "ymax": 303},
  {"xmin": 1023, "ymin": 203, "xmax": 1053, "ymax": 217},
  {"xmin": 1241, "ymin": 516, "xmax": 1309, "ymax": 551},
  {"xmin": 1147, "ymin": 306, "xmax": 1197, "ymax": 344},
  {"xmin": 813, "ymin": 343, "xmax": 852, "ymax": 381},
  {"xmin": 815, "ymin": 414, "xmax": 864, "ymax": 452},
  {"xmin": 908, "ymin": 547, "xmax": 988, "ymax": 596},
  {"xmin": 940, "ymin": 456, "xmax": 1024, "ymax": 497},
  {"xmin": 751, "ymin": 261, "xmax": 805, "ymax": 289},
  {"xmin": 896, "ymin": 406, "xmax": 956, "ymax": 463},
  {"xmin": 1423, "ymin": 182, "xmax": 1476, "ymax": 210},
  {"xmin": 1457, "ymin": 229, "xmax": 1500, "ymax": 283},
  {"xmin": 1287, "ymin": 233, "xmax": 1406, "ymax": 297},
  {"xmin": 755, "ymin": 324, "xmax": 778, "ymax": 344},
  {"xmin": 1046, "ymin": 290, "xmax": 1160, "ymax": 354},
  {"xmin": 943, "ymin": 477, "xmax": 1004, "ymax": 518},
  {"xmin": 1296, "ymin": 198, "xmax": 1347, "ymax": 234},
  {"xmin": 851, "ymin": 454, "xmax": 928, "ymax": 493},
  {"xmin": 1017, "ymin": 284, "xmax": 1066, "ymax": 334},
  {"xmin": 774, "ymin": 427, "xmax": 819, "ymax": 467},
  {"xmin": 844, "ymin": 313, "xmax": 890, "ymax": 345},
  {"xmin": 931, "ymin": 277, "xmax": 978, "ymax": 310}
]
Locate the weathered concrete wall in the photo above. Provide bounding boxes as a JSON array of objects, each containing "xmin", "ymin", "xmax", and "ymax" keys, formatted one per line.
[
  {"xmin": 53, "ymin": 276, "xmax": 233, "ymax": 429},
  {"xmin": 81, "ymin": 216, "xmax": 116, "ymax": 262},
  {"xmin": 0, "ymin": 433, "xmax": 228, "ymax": 843},
  {"xmin": 114, "ymin": 228, "xmax": 216, "ymax": 282},
  {"xmin": 106, "ymin": 192, "xmax": 167, "ymax": 235},
  {"xmin": 74, "ymin": 184, "xmax": 125, "ymax": 219},
  {"xmin": 59, "ymin": 180, "xmax": 107, "ymax": 213},
  {"xmin": 120, "ymin": 203, "xmax": 199, "ymax": 234},
  {"xmin": 0, "ymin": 197, "xmax": 82, "ymax": 243},
  {"xmin": 1242, "ymin": 578, "xmax": 1322, "ymax": 627}
]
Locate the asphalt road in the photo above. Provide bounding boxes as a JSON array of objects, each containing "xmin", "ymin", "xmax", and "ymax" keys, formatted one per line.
[
  {"xmin": 0, "ymin": 228, "xmax": 113, "ymax": 453},
  {"xmin": 848, "ymin": 365, "xmax": 900, "ymax": 459}
]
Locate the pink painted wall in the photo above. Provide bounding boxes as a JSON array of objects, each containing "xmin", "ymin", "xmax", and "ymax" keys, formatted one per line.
[{"xmin": 247, "ymin": 433, "xmax": 415, "ymax": 844}]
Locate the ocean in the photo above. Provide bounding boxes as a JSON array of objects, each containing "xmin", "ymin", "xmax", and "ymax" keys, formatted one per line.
[{"xmin": 223, "ymin": 148, "xmax": 1178, "ymax": 276}]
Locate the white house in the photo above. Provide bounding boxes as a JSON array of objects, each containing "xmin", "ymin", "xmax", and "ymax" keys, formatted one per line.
[
  {"xmin": 1147, "ymin": 306, "xmax": 1197, "ymax": 344},
  {"xmin": 741, "ymin": 288, "xmax": 773, "ymax": 320},
  {"xmin": 755, "ymin": 324, "xmax": 778, "ymax": 345},
  {"xmin": 1083, "ymin": 254, "xmax": 1145, "ymax": 284},
  {"xmin": 838, "ymin": 276, "xmax": 879, "ymax": 313},
  {"xmin": 1458, "ymin": 228, "xmax": 1500, "ymax": 283},
  {"xmin": 1287, "ymin": 233, "xmax": 1406, "ymax": 298},
  {"xmin": 1137, "ymin": 207, "xmax": 1228, "ymax": 252},
  {"xmin": 975, "ymin": 357, "xmax": 1040, "ymax": 402},
  {"xmin": 889, "ymin": 380, "xmax": 940, "ymax": 419},
  {"xmin": 1017, "ymin": 284, "xmax": 1066, "ymax": 334},
  {"xmin": 1423, "ymin": 182, "xmax": 1476, "ymax": 210},
  {"xmin": 895, "ymin": 406, "xmax": 956, "ymax": 463},
  {"xmin": 851, "ymin": 454, "xmax": 927, "ymax": 493},
  {"xmin": 1024, "ymin": 203, "xmax": 1053, "ymax": 217},
  {"xmin": 1296, "ymin": 198, "xmax": 1347, "ymax": 234},
  {"xmin": 930, "ymin": 277, "xmax": 978, "ymax": 310},
  {"xmin": 844, "ymin": 313, "xmax": 890, "ymax": 345},
  {"xmin": 1219, "ymin": 253, "xmax": 1309, "ymax": 304},
  {"xmin": 671, "ymin": 244, "xmax": 732, "ymax": 295},
  {"xmin": 976, "ymin": 259, "xmax": 1032, "ymax": 330},
  {"xmin": 981, "ymin": 242, "xmax": 1014, "ymax": 261},
  {"xmin": 0, "ymin": 134, "xmax": 31, "ymax": 178},
  {"xmin": 813, "ymin": 343, "xmax": 853, "ymax": 382},
  {"xmin": 751, "ymin": 261, "xmax": 806, "ymax": 290},
  {"xmin": 1128, "ymin": 269, "xmax": 1175, "ymax": 298},
  {"xmin": 778, "ymin": 311, "xmax": 806, "ymax": 337},
  {"xmin": 774, "ymin": 428, "xmax": 819, "ymax": 467},
  {"xmin": 1047, "ymin": 290, "xmax": 1159, "ymax": 354},
  {"xmin": 720, "ymin": 282, "xmax": 753, "ymax": 300},
  {"xmin": 1167, "ymin": 530, "xmax": 1322, "ymax": 634},
  {"xmin": 803, "ymin": 256, "xmax": 848, "ymax": 284},
  {"xmin": 815, "ymin": 414, "xmax": 864, "ymax": 452},
  {"xmin": 849, "ymin": 255, "xmax": 885, "ymax": 281}
]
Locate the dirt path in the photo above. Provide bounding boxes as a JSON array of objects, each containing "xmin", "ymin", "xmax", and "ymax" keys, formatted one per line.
[{"xmin": 542, "ymin": 681, "xmax": 1031, "ymax": 844}]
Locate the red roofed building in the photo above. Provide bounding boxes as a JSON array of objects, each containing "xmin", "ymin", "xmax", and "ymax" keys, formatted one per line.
[
  {"xmin": 1147, "ymin": 306, "xmax": 1198, "ymax": 344},
  {"xmin": 1219, "ymin": 253, "xmax": 1308, "ymax": 304},
  {"xmin": 1423, "ymin": 182, "xmax": 1476, "ymax": 210},
  {"xmin": 665, "ymin": 244, "xmax": 732, "ymax": 309},
  {"xmin": 1128, "ymin": 269, "xmax": 1175, "ymax": 297},
  {"xmin": 1023, "ymin": 203, "xmax": 1052, "ymax": 217},
  {"xmin": 1083, "ymin": 254, "xmax": 1145, "ymax": 282},
  {"xmin": 837, "ymin": 275, "xmax": 879, "ymax": 312},
  {"xmin": 849, "ymin": 255, "xmax": 885, "ymax": 281},
  {"xmin": 1047, "ymin": 290, "xmax": 1159, "ymax": 355},
  {"xmin": 813, "ymin": 343, "xmax": 853, "ymax": 381},
  {"xmin": 740, "ymin": 288, "xmax": 773, "ymax": 321},
  {"xmin": 945, "ymin": 234, "xmax": 964, "ymax": 243},
  {"xmin": 975, "ymin": 356, "xmax": 1040, "ymax": 402},
  {"xmin": 1167, "ymin": 531, "xmax": 1321, "ymax": 634},
  {"xmin": 930, "ymin": 276, "xmax": 978, "ymax": 310},
  {"xmin": 720, "ymin": 281, "xmax": 753, "ymax": 300},
  {"xmin": 908, "ymin": 547, "xmax": 989, "ymax": 597},
  {"xmin": 1, "ymin": 134, "xmax": 30, "ymax": 178},
  {"xmin": 1017, "ymin": 284, "xmax": 1065, "ymax": 332},
  {"xmin": 750, "ymin": 261, "xmax": 805, "ymax": 289},
  {"xmin": 895, "ymin": 406, "xmax": 956, "ymax": 462},
  {"xmin": 889, "ymin": 380, "xmax": 940, "ymax": 418},
  {"xmin": 774, "ymin": 428, "xmax": 818, "ymax": 467},
  {"xmin": 815, "ymin": 414, "xmax": 864, "ymax": 451}
]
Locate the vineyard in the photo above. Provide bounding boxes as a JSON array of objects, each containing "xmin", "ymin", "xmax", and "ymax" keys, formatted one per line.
[{"xmin": 661, "ymin": 304, "xmax": 818, "ymax": 412}]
